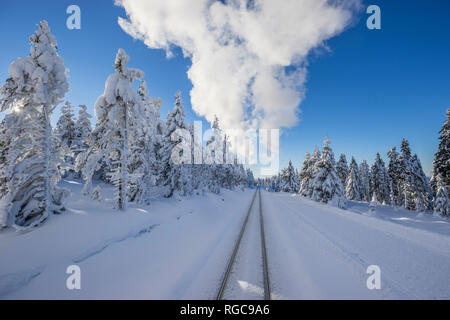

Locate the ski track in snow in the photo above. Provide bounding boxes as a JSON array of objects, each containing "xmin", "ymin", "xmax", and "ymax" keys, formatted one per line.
[
  {"xmin": 0, "ymin": 266, "xmax": 45, "ymax": 297},
  {"xmin": 0, "ymin": 224, "xmax": 159, "ymax": 297},
  {"xmin": 73, "ymin": 224, "xmax": 159, "ymax": 263}
]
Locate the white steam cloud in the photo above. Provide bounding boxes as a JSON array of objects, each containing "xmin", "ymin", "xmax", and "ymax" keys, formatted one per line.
[{"xmin": 116, "ymin": 0, "xmax": 360, "ymax": 131}]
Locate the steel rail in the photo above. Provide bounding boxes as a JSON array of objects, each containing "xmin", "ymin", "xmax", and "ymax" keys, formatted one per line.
[
  {"xmin": 216, "ymin": 188, "xmax": 258, "ymax": 300},
  {"xmin": 259, "ymin": 188, "xmax": 271, "ymax": 300}
]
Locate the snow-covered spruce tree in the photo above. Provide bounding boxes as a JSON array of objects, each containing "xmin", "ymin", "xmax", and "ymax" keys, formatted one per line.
[
  {"xmin": 336, "ymin": 154, "xmax": 349, "ymax": 188},
  {"xmin": 311, "ymin": 137, "xmax": 345, "ymax": 207},
  {"xmin": 137, "ymin": 80, "xmax": 162, "ymax": 156},
  {"xmin": 370, "ymin": 153, "xmax": 390, "ymax": 204},
  {"xmin": 273, "ymin": 174, "xmax": 282, "ymax": 192},
  {"xmin": 126, "ymin": 80, "xmax": 163, "ymax": 204},
  {"xmin": 246, "ymin": 168, "xmax": 255, "ymax": 187},
  {"xmin": 298, "ymin": 152, "xmax": 311, "ymax": 195},
  {"xmin": 280, "ymin": 160, "xmax": 299, "ymax": 193},
  {"xmin": 76, "ymin": 123, "xmax": 107, "ymax": 186},
  {"xmin": 0, "ymin": 117, "xmax": 14, "ymax": 227},
  {"xmin": 0, "ymin": 117, "xmax": 13, "ymax": 200},
  {"xmin": 81, "ymin": 48, "xmax": 144, "ymax": 210},
  {"xmin": 359, "ymin": 160, "xmax": 371, "ymax": 202},
  {"xmin": 345, "ymin": 157, "xmax": 361, "ymax": 201},
  {"xmin": 0, "ymin": 21, "xmax": 69, "ymax": 229},
  {"xmin": 433, "ymin": 176, "xmax": 449, "ymax": 217},
  {"xmin": 299, "ymin": 148, "xmax": 320, "ymax": 198},
  {"xmin": 137, "ymin": 80, "xmax": 163, "ymax": 141},
  {"xmin": 263, "ymin": 175, "xmax": 270, "ymax": 190},
  {"xmin": 386, "ymin": 140, "xmax": 431, "ymax": 211},
  {"xmin": 73, "ymin": 105, "xmax": 92, "ymax": 155},
  {"xmin": 55, "ymin": 101, "xmax": 76, "ymax": 149},
  {"xmin": 224, "ymin": 135, "xmax": 246, "ymax": 191},
  {"xmin": 126, "ymin": 81, "xmax": 150, "ymax": 204},
  {"xmin": 227, "ymin": 156, "xmax": 240, "ymax": 190},
  {"xmin": 387, "ymin": 146, "xmax": 403, "ymax": 206},
  {"xmin": 431, "ymin": 109, "xmax": 450, "ymax": 216},
  {"xmin": 399, "ymin": 139, "xmax": 416, "ymax": 210},
  {"xmin": 161, "ymin": 91, "xmax": 191, "ymax": 197},
  {"xmin": 72, "ymin": 104, "xmax": 92, "ymax": 178},
  {"xmin": 187, "ymin": 122, "xmax": 205, "ymax": 194},
  {"xmin": 152, "ymin": 118, "xmax": 163, "ymax": 176},
  {"xmin": 204, "ymin": 116, "xmax": 225, "ymax": 194},
  {"xmin": 415, "ymin": 193, "xmax": 425, "ymax": 212},
  {"xmin": 147, "ymin": 90, "xmax": 164, "ymax": 192},
  {"xmin": 221, "ymin": 133, "xmax": 235, "ymax": 190},
  {"xmin": 233, "ymin": 162, "xmax": 245, "ymax": 190},
  {"xmin": 410, "ymin": 154, "xmax": 432, "ymax": 211},
  {"xmin": 235, "ymin": 162, "xmax": 248, "ymax": 190},
  {"xmin": 55, "ymin": 101, "xmax": 76, "ymax": 176},
  {"xmin": 263, "ymin": 176, "xmax": 272, "ymax": 191},
  {"xmin": 263, "ymin": 177, "xmax": 269, "ymax": 191}
]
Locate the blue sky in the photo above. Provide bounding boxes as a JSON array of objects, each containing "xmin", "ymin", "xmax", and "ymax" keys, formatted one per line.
[{"xmin": 1, "ymin": 0, "xmax": 449, "ymax": 176}]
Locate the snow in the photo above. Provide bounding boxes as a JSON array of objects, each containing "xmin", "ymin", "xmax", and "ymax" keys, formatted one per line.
[
  {"xmin": 0, "ymin": 180, "xmax": 254, "ymax": 299},
  {"xmin": 1, "ymin": 185, "xmax": 449, "ymax": 299},
  {"xmin": 263, "ymin": 191, "xmax": 450, "ymax": 299}
]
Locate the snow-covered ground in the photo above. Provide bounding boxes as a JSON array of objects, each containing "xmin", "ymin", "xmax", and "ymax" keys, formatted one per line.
[
  {"xmin": 0, "ymin": 183, "xmax": 449, "ymax": 299},
  {"xmin": 0, "ymin": 179, "xmax": 255, "ymax": 299},
  {"xmin": 263, "ymin": 191, "xmax": 450, "ymax": 299}
]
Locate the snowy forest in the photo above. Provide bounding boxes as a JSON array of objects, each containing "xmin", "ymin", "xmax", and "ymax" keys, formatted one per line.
[
  {"xmin": 0, "ymin": 21, "xmax": 254, "ymax": 230},
  {"xmin": 260, "ymin": 117, "xmax": 450, "ymax": 217},
  {"xmin": 0, "ymin": 20, "xmax": 449, "ymax": 233}
]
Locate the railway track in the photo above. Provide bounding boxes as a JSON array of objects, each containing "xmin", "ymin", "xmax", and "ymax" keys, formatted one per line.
[{"xmin": 216, "ymin": 188, "xmax": 271, "ymax": 300}]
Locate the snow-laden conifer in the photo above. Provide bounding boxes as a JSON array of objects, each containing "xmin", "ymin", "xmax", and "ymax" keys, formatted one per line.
[
  {"xmin": 434, "ymin": 178, "xmax": 449, "ymax": 217},
  {"xmin": 345, "ymin": 157, "xmax": 361, "ymax": 201},
  {"xmin": 0, "ymin": 21, "xmax": 69, "ymax": 228},
  {"xmin": 73, "ymin": 105, "xmax": 92, "ymax": 153},
  {"xmin": 311, "ymin": 137, "xmax": 345, "ymax": 207},
  {"xmin": 387, "ymin": 146, "xmax": 402, "ymax": 206},
  {"xmin": 410, "ymin": 154, "xmax": 432, "ymax": 211},
  {"xmin": 370, "ymin": 153, "xmax": 390, "ymax": 204},
  {"xmin": 336, "ymin": 154, "xmax": 349, "ymax": 188},
  {"xmin": 280, "ymin": 160, "xmax": 299, "ymax": 193},
  {"xmin": 204, "ymin": 116, "xmax": 224, "ymax": 194},
  {"xmin": 80, "ymin": 48, "xmax": 144, "ymax": 210},
  {"xmin": 161, "ymin": 91, "xmax": 191, "ymax": 197},
  {"xmin": 299, "ymin": 148, "xmax": 320, "ymax": 198},
  {"xmin": 359, "ymin": 160, "xmax": 371, "ymax": 202},
  {"xmin": 431, "ymin": 109, "xmax": 450, "ymax": 216},
  {"xmin": 399, "ymin": 139, "xmax": 416, "ymax": 210},
  {"xmin": 55, "ymin": 101, "xmax": 76, "ymax": 176},
  {"xmin": 246, "ymin": 168, "xmax": 255, "ymax": 187}
]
